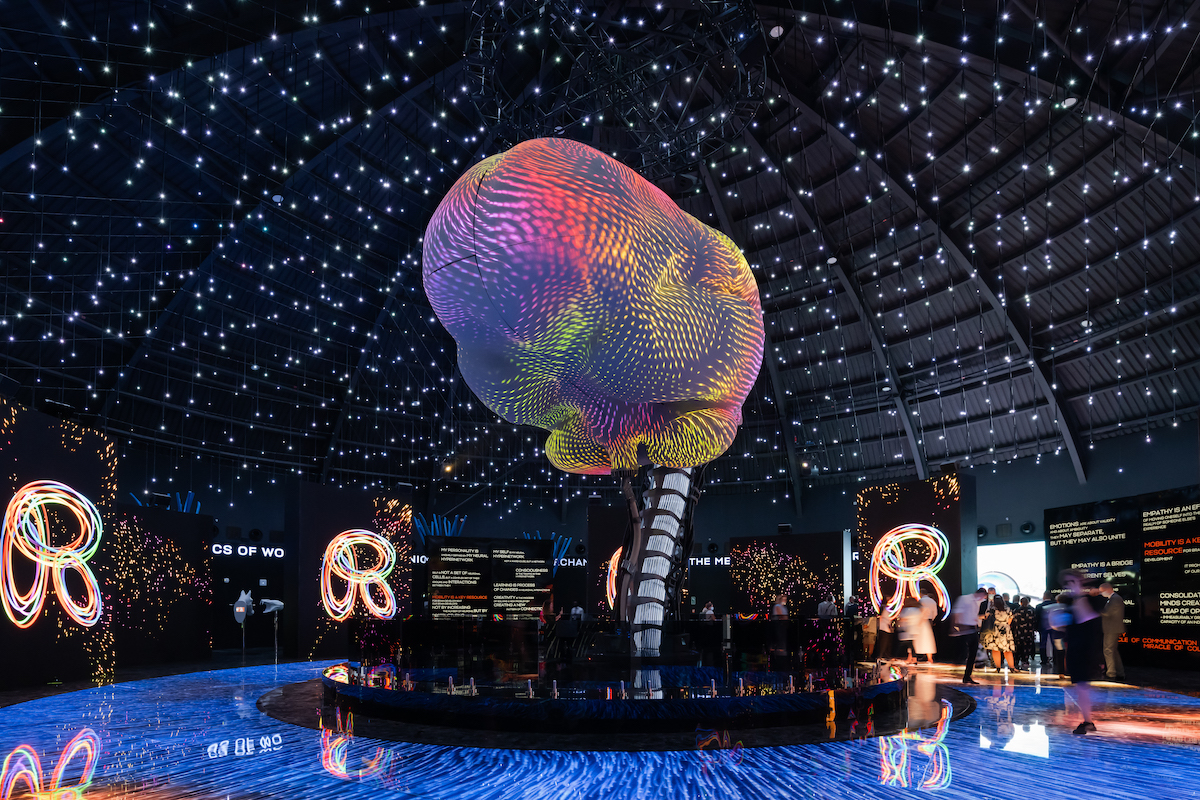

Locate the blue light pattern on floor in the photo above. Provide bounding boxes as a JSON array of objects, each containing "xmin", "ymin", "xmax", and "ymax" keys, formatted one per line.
[{"xmin": 0, "ymin": 663, "xmax": 1198, "ymax": 799}]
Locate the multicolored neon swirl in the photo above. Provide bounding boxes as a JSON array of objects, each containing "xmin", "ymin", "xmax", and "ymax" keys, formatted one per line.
[
  {"xmin": 2, "ymin": 481, "xmax": 103, "ymax": 628},
  {"xmin": 605, "ymin": 546, "xmax": 623, "ymax": 610},
  {"xmin": 0, "ymin": 727, "xmax": 100, "ymax": 799},
  {"xmin": 320, "ymin": 530, "xmax": 397, "ymax": 621},
  {"xmin": 869, "ymin": 523, "xmax": 951, "ymax": 620}
]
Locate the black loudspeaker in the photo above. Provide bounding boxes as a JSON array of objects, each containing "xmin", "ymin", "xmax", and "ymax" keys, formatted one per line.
[
  {"xmin": 707, "ymin": 542, "xmax": 720, "ymax": 554},
  {"xmin": 226, "ymin": 526, "xmax": 243, "ymax": 540},
  {"xmin": 269, "ymin": 530, "xmax": 286, "ymax": 543},
  {"xmin": 778, "ymin": 524, "xmax": 792, "ymax": 535},
  {"xmin": 1020, "ymin": 521, "xmax": 1036, "ymax": 536},
  {"xmin": 996, "ymin": 523, "xmax": 1012, "ymax": 539},
  {"xmin": 977, "ymin": 525, "xmax": 988, "ymax": 539},
  {"xmin": 248, "ymin": 528, "xmax": 264, "ymax": 542},
  {"xmin": 692, "ymin": 543, "xmax": 702, "ymax": 555},
  {"xmin": 574, "ymin": 543, "xmax": 587, "ymax": 555}
]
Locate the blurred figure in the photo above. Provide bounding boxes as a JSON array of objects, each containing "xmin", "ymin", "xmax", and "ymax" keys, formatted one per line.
[
  {"xmin": 1099, "ymin": 582, "xmax": 1126, "ymax": 680},
  {"xmin": 570, "ymin": 601, "xmax": 584, "ymax": 621},
  {"xmin": 1011, "ymin": 596, "xmax": 1037, "ymax": 669},
  {"xmin": 951, "ymin": 588, "xmax": 988, "ymax": 684},
  {"xmin": 699, "ymin": 601, "xmax": 716, "ymax": 621},
  {"xmin": 770, "ymin": 594, "xmax": 789, "ymax": 620},
  {"xmin": 875, "ymin": 605, "xmax": 896, "ymax": 661},
  {"xmin": 981, "ymin": 596, "xmax": 1017, "ymax": 671},
  {"xmin": 1060, "ymin": 569, "xmax": 1105, "ymax": 734},
  {"xmin": 901, "ymin": 596, "xmax": 937, "ymax": 663}
]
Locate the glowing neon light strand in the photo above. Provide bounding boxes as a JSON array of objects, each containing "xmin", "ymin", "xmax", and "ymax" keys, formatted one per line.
[
  {"xmin": 320, "ymin": 529, "xmax": 397, "ymax": 621},
  {"xmin": 2, "ymin": 481, "xmax": 104, "ymax": 628},
  {"xmin": 869, "ymin": 523, "xmax": 951, "ymax": 620}
]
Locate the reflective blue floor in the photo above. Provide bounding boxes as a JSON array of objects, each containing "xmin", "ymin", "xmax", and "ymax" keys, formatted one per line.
[{"xmin": 1, "ymin": 662, "xmax": 1198, "ymax": 799}]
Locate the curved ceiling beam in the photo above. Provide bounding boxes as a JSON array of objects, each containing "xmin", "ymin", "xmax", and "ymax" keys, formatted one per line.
[
  {"xmin": 699, "ymin": 160, "xmax": 806, "ymax": 510},
  {"xmin": 741, "ymin": 129, "xmax": 931, "ymax": 480},
  {"xmin": 760, "ymin": 21, "xmax": 1091, "ymax": 485}
]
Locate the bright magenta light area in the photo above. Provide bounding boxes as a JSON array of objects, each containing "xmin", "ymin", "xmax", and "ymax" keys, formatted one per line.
[
  {"xmin": 869, "ymin": 523, "xmax": 950, "ymax": 620},
  {"xmin": 320, "ymin": 529, "xmax": 397, "ymax": 621},
  {"xmin": 2, "ymin": 480, "xmax": 103, "ymax": 629}
]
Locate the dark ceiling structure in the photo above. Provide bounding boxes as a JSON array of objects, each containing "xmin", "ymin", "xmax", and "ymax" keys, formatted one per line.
[{"xmin": 2, "ymin": 0, "xmax": 1198, "ymax": 513}]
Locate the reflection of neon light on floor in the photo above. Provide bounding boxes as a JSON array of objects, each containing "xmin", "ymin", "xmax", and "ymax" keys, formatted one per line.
[
  {"xmin": 878, "ymin": 700, "xmax": 952, "ymax": 790},
  {"xmin": 0, "ymin": 728, "xmax": 100, "ymax": 798}
]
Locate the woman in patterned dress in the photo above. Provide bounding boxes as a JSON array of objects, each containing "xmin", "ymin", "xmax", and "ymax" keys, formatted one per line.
[
  {"xmin": 1011, "ymin": 595, "xmax": 1038, "ymax": 669},
  {"xmin": 980, "ymin": 596, "xmax": 1018, "ymax": 671}
]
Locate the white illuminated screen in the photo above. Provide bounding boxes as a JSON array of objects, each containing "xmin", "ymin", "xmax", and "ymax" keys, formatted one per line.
[{"xmin": 976, "ymin": 541, "xmax": 1047, "ymax": 601}]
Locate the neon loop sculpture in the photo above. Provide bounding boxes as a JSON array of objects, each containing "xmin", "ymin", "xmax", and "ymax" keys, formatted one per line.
[
  {"xmin": 2, "ymin": 481, "xmax": 104, "ymax": 629},
  {"xmin": 0, "ymin": 727, "xmax": 101, "ymax": 799},
  {"xmin": 321, "ymin": 529, "xmax": 397, "ymax": 621},
  {"xmin": 869, "ymin": 523, "xmax": 951, "ymax": 620}
]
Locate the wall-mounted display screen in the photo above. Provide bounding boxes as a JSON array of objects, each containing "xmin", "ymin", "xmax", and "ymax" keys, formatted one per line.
[
  {"xmin": 977, "ymin": 541, "xmax": 1047, "ymax": 602},
  {"xmin": 428, "ymin": 537, "xmax": 552, "ymax": 620},
  {"xmin": 1046, "ymin": 485, "xmax": 1200, "ymax": 665}
]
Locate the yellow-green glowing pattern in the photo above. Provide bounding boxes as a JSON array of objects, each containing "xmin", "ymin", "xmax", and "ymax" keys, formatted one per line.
[{"xmin": 423, "ymin": 138, "xmax": 764, "ymax": 473}]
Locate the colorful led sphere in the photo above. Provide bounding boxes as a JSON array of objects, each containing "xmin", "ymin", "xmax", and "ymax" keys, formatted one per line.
[
  {"xmin": 1, "ymin": 481, "xmax": 104, "ymax": 629},
  {"xmin": 423, "ymin": 138, "xmax": 765, "ymax": 474},
  {"xmin": 320, "ymin": 529, "xmax": 397, "ymax": 621},
  {"xmin": 869, "ymin": 523, "xmax": 951, "ymax": 620}
]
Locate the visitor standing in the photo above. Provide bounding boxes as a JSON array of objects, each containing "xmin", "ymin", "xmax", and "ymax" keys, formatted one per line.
[
  {"xmin": 700, "ymin": 601, "xmax": 716, "ymax": 621},
  {"xmin": 817, "ymin": 595, "xmax": 839, "ymax": 618},
  {"xmin": 1099, "ymin": 582, "xmax": 1126, "ymax": 680},
  {"xmin": 1011, "ymin": 596, "xmax": 1037, "ymax": 669},
  {"xmin": 1034, "ymin": 591, "xmax": 1055, "ymax": 666},
  {"xmin": 980, "ymin": 596, "xmax": 1018, "ymax": 671}
]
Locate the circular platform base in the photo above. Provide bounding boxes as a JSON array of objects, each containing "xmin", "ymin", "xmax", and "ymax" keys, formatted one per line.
[{"xmin": 257, "ymin": 677, "xmax": 975, "ymax": 751}]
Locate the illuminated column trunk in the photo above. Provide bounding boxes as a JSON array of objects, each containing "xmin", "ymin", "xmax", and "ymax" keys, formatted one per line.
[{"xmin": 621, "ymin": 465, "xmax": 695, "ymax": 658}]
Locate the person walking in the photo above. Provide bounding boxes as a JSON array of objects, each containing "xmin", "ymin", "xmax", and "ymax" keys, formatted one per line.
[
  {"xmin": 980, "ymin": 596, "xmax": 1018, "ymax": 671},
  {"xmin": 1011, "ymin": 596, "xmax": 1037, "ymax": 669},
  {"xmin": 1060, "ymin": 569, "xmax": 1105, "ymax": 734},
  {"xmin": 896, "ymin": 598, "xmax": 922, "ymax": 664},
  {"xmin": 1099, "ymin": 582, "xmax": 1126, "ymax": 680},
  {"xmin": 951, "ymin": 589, "xmax": 988, "ymax": 684}
]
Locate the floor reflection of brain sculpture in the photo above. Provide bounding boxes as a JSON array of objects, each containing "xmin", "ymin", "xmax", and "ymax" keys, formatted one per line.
[{"xmin": 424, "ymin": 138, "xmax": 764, "ymax": 657}]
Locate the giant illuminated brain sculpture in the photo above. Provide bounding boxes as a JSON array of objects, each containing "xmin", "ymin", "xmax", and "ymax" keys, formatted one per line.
[{"xmin": 422, "ymin": 138, "xmax": 764, "ymax": 475}]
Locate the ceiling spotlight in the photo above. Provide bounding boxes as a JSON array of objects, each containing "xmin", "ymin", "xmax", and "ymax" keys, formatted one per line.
[
  {"xmin": 881, "ymin": 385, "xmax": 892, "ymax": 392},
  {"xmin": 769, "ymin": 25, "xmax": 785, "ymax": 38},
  {"xmin": 1081, "ymin": 319, "xmax": 1092, "ymax": 328},
  {"xmin": 1062, "ymin": 97, "xmax": 1078, "ymax": 108},
  {"xmin": 271, "ymin": 194, "xmax": 283, "ymax": 203},
  {"xmin": 826, "ymin": 256, "xmax": 838, "ymax": 264}
]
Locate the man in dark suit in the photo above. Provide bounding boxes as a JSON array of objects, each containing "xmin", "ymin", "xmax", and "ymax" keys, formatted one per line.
[
  {"xmin": 1034, "ymin": 591, "xmax": 1055, "ymax": 666},
  {"xmin": 1099, "ymin": 582, "xmax": 1125, "ymax": 680}
]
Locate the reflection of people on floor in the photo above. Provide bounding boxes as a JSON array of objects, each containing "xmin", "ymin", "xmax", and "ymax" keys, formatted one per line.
[
  {"xmin": 1099, "ymin": 582, "xmax": 1126, "ymax": 680},
  {"xmin": 1060, "ymin": 569, "xmax": 1105, "ymax": 734}
]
